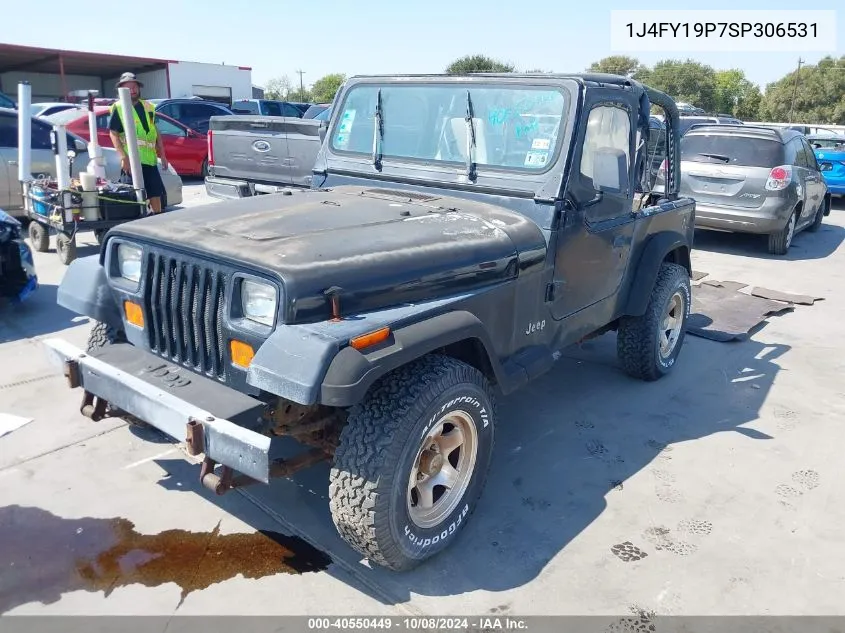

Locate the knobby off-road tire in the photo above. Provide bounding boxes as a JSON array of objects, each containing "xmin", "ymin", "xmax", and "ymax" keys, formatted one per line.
[
  {"xmin": 329, "ymin": 355, "xmax": 497, "ymax": 571},
  {"xmin": 28, "ymin": 221, "xmax": 50, "ymax": 253},
  {"xmin": 617, "ymin": 262, "xmax": 691, "ymax": 382},
  {"xmin": 768, "ymin": 210, "xmax": 797, "ymax": 255}
]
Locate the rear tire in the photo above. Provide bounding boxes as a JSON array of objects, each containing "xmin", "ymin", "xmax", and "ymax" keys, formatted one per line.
[
  {"xmin": 329, "ymin": 355, "xmax": 496, "ymax": 571},
  {"xmin": 617, "ymin": 262, "xmax": 691, "ymax": 382},
  {"xmin": 28, "ymin": 221, "xmax": 50, "ymax": 253},
  {"xmin": 768, "ymin": 210, "xmax": 797, "ymax": 255}
]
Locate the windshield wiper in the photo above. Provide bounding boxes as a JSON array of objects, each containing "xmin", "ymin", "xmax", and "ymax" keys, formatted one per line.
[
  {"xmin": 696, "ymin": 152, "xmax": 731, "ymax": 163},
  {"xmin": 465, "ymin": 90, "xmax": 477, "ymax": 180},
  {"xmin": 372, "ymin": 88, "xmax": 384, "ymax": 170}
]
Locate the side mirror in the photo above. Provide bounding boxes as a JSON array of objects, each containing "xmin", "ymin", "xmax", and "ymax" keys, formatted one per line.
[
  {"xmin": 592, "ymin": 148, "xmax": 629, "ymax": 195},
  {"xmin": 73, "ymin": 137, "xmax": 87, "ymax": 152},
  {"xmin": 820, "ymin": 162, "xmax": 833, "ymax": 172},
  {"xmin": 318, "ymin": 120, "xmax": 328, "ymax": 143}
]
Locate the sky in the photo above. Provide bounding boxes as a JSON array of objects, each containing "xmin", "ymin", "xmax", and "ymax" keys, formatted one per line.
[{"xmin": 1, "ymin": 0, "xmax": 842, "ymax": 91}]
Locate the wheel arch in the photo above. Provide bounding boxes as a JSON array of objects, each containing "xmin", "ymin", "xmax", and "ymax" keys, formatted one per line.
[
  {"xmin": 623, "ymin": 231, "xmax": 691, "ymax": 317},
  {"xmin": 319, "ymin": 311, "xmax": 506, "ymax": 408}
]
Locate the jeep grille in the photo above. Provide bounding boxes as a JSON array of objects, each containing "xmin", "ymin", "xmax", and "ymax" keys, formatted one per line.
[{"xmin": 143, "ymin": 253, "xmax": 228, "ymax": 379}]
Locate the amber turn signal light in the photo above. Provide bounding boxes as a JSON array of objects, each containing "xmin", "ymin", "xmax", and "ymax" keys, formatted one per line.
[
  {"xmin": 350, "ymin": 327, "xmax": 390, "ymax": 351},
  {"xmin": 230, "ymin": 339, "xmax": 255, "ymax": 368},
  {"xmin": 124, "ymin": 300, "xmax": 144, "ymax": 329}
]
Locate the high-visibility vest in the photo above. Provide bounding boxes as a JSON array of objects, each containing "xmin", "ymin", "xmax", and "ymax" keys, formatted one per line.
[{"xmin": 111, "ymin": 100, "xmax": 158, "ymax": 165}]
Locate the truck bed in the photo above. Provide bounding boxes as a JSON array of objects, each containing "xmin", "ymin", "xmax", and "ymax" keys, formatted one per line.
[{"xmin": 206, "ymin": 114, "xmax": 325, "ymax": 198}]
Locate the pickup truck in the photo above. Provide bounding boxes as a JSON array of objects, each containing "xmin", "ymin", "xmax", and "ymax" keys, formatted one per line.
[
  {"xmin": 204, "ymin": 107, "xmax": 332, "ymax": 199},
  {"xmin": 44, "ymin": 73, "xmax": 694, "ymax": 571}
]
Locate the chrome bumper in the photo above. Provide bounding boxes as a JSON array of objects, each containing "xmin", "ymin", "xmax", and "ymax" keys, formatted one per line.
[{"xmin": 42, "ymin": 337, "xmax": 272, "ymax": 483}]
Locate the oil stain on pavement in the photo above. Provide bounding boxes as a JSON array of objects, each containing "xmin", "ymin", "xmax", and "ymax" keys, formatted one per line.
[{"xmin": 0, "ymin": 505, "xmax": 331, "ymax": 613}]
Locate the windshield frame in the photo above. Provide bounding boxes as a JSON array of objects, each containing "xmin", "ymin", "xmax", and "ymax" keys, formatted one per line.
[{"xmin": 318, "ymin": 75, "xmax": 579, "ymax": 199}]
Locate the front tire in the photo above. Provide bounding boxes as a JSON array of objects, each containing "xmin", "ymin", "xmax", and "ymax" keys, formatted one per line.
[
  {"xmin": 617, "ymin": 262, "xmax": 691, "ymax": 382},
  {"xmin": 28, "ymin": 221, "xmax": 50, "ymax": 252},
  {"xmin": 329, "ymin": 355, "xmax": 496, "ymax": 571},
  {"xmin": 808, "ymin": 199, "xmax": 826, "ymax": 232}
]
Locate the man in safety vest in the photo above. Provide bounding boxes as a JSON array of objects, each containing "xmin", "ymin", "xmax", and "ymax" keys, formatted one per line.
[{"xmin": 108, "ymin": 72, "xmax": 169, "ymax": 214}]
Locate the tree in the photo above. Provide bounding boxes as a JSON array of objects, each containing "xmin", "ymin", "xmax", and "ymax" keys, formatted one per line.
[
  {"xmin": 759, "ymin": 56, "xmax": 845, "ymax": 124},
  {"xmin": 446, "ymin": 55, "xmax": 515, "ymax": 74},
  {"xmin": 643, "ymin": 59, "xmax": 718, "ymax": 112},
  {"xmin": 309, "ymin": 73, "xmax": 346, "ymax": 104},
  {"xmin": 713, "ymin": 69, "xmax": 762, "ymax": 119},
  {"xmin": 588, "ymin": 55, "xmax": 645, "ymax": 78},
  {"xmin": 263, "ymin": 76, "xmax": 292, "ymax": 100}
]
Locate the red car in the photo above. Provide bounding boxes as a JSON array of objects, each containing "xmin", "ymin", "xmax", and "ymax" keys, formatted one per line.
[{"xmin": 43, "ymin": 106, "xmax": 210, "ymax": 177}]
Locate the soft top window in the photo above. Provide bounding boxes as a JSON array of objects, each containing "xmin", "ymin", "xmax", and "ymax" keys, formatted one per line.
[{"xmin": 330, "ymin": 82, "xmax": 567, "ymax": 173}]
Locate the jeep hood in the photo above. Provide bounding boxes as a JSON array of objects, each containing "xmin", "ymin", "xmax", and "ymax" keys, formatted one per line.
[{"xmin": 112, "ymin": 185, "xmax": 546, "ymax": 321}]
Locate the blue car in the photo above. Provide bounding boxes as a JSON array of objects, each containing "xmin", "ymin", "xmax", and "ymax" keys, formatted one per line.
[
  {"xmin": 808, "ymin": 134, "xmax": 845, "ymax": 196},
  {"xmin": 0, "ymin": 208, "xmax": 38, "ymax": 304}
]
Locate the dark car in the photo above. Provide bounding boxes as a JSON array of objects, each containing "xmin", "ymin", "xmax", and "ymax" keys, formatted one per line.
[
  {"xmin": 149, "ymin": 98, "xmax": 234, "ymax": 134},
  {"xmin": 0, "ymin": 207, "xmax": 37, "ymax": 304},
  {"xmin": 45, "ymin": 72, "xmax": 695, "ymax": 572},
  {"xmin": 679, "ymin": 124, "xmax": 830, "ymax": 254},
  {"xmin": 0, "ymin": 91, "xmax": 15, "ymax": 109},
  {"xmin": 231, "ymin": 99, "xmax": 307, "ymax": 117}
]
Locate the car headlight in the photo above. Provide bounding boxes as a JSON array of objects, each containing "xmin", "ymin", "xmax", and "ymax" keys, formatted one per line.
[
  {"xmin": 241, "ymin": 279, "xmax": 277, "ymax": 326},
  {"xmin": 117, "ymin": 244, "xmax": 142, "ymax": 283}
]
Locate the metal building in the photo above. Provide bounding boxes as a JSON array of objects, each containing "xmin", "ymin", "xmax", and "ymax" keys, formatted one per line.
[{"xmin": 0, "ymin": 43, "xmax": 253, "ymax": 106}]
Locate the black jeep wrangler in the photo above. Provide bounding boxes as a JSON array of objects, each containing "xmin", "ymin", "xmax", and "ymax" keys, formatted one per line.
[{"xmin": 46, "ymin": 73, "xmax": 694, "ymax": 571}]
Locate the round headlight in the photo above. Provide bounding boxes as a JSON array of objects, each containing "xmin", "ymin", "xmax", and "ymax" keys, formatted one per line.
[
  {"xmin": 241, "ymin": 279, "xmax": 277, "ymax": 326},
  {"xmin": 117, "ymin": 244, "xmax": 142, "ymax": 283}
]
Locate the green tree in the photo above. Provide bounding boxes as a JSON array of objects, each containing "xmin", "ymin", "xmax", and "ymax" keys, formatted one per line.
[
  {"xmin": 713, "ymin": 69, "xmax": 762, "ymax": 119},
  {"xmin": 309, "ymin": 73, "xmax": 346, "ymax": 104},
  {"xmin": 588, "ymin": 55, "xmax": 645, "ymax": 78},
  {"xmin": 759, "ymin": 56, "xmax": 845, "ymax": 124},
  {"xmin": 263, "ymin": 76, "xmax": 292, "ymax": 100},
  {"xmin": 446, "ymin": 55, "xmax": 515, "ymax": 74},
  {"xmin": 643, "ymin": 59, "xmax": 718, "ymax": 112}
]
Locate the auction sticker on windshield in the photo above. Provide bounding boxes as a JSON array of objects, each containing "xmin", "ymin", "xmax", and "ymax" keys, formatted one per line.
[
  {"xmin": 532, "ymin": 138, "xmax": 552, "ymax": 151},
  {"xmin": 524, "ymin": 151, "xmax": 549, "ymax": 168}
]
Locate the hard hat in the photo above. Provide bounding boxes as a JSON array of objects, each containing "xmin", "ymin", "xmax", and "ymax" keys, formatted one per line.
[{"xmin": 116, "ymin": 72, "xmax": 144, "ymax": 88}]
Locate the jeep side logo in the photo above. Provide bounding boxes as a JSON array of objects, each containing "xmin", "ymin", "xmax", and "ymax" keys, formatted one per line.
[
  {"xmin": 142, "ymin": 363, "xmax": 191, "ymax": 388},
  {"xmin": 525, "ymin": 320, "xmax": 546, "ymax": 335}
]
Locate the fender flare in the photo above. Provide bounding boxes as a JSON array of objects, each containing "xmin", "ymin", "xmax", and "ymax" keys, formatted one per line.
[
  {"xmin": 623, "ymin": 232, "xmax": 691, "ymax": 317},
  {"xmin": 319, "ymin": 310, "xmax": 504, "ymax": 407},
  {"xmin": 56, "ymin": 255, "xmax": 122, "ymax": 329}
]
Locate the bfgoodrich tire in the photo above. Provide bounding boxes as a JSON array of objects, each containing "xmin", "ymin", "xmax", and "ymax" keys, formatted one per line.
[
  {"xmin": 329, "ymin": 354, "xmax": 496, "ymax": 571},
  {"xmin": 617, "ymin": 262, "xmax": 691, "ymax": 382},
  {"xmin": 86, "ymin": 321, "xmax": 127, "ymax": 352}
]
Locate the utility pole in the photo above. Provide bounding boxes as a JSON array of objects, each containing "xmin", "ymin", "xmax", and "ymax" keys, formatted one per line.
[
  {"xmin": 788, "ymin": 57, "xmax": 804, "ymax": 123},
  {"xmin": 296, "ymin": 70, "xmax": 305, "ymax": 101}
]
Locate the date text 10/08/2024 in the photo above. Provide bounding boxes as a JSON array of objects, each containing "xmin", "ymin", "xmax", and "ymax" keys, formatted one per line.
[
  {"xmin": 308, "ymin": 617, "xmax": 528, "ymax": 631},
  {"xmin": 626, "ymin": 22, "xmax": 818, "ymax": 39}
]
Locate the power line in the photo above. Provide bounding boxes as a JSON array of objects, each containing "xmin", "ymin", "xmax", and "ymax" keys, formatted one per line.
[{"xmin": 788, "ymin": 57, "xmax": 805, "ymax": 123}]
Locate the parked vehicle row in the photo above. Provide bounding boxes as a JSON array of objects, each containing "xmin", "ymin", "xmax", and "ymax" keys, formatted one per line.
[{"xmin": 42, "ymin": 106, "xmax": 210, "ymax": 178}]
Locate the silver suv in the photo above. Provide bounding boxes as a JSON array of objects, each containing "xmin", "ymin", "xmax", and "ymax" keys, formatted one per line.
[{"xmin": 675, "ymin": 125, "xmax": 830, "ymax": 255}]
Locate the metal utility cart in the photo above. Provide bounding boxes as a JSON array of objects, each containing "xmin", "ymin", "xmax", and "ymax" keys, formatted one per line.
[
  {"xmin": 22, "ymin": 177, "xmax": 147, "ymax": 265},
  {"xmin": 17, "ymin": 82, "xmax": 149, "ymax": 265}
]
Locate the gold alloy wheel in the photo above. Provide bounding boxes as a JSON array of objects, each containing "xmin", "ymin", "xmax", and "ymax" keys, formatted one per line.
[{"xmin": 407, "ymin": 410, "xmax": 478, "ymax": 529}]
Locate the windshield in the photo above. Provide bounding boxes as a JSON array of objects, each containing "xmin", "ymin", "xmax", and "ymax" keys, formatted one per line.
[
  {"xmin": 682, "ymin": 133, "xmax": 784, "ymax": 168},
  {"xmin": 330, "ymin": 83, "xmax": 567, "ymax": 172}
]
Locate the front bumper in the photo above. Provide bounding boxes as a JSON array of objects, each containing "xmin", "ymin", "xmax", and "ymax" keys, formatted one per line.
[{"xmin": 42, "ymin": 337, "xmax": 273, "ymax": 483}]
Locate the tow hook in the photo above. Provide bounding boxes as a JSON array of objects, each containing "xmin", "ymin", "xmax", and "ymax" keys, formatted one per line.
[
  {"xmin": 80, "ymin": 391, "xmax": 108, "ymax": 422},
  {"xmin": 185, "ymin": 419, "xmax": 205, "ymax": 456}
]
